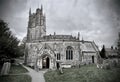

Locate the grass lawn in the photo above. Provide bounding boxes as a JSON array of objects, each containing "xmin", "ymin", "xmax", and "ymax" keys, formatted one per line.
[
  {"xmin": 44, "ymin": 65, "xmax": 120, "ymax": 82},
  {"xmin": 9, "ymin": 64, "xmax": 28, "ymax": 74},
  {"xmin": 0, "ymin": 75, "xmax": 31, "ymax": 82},
  {"xmin": 0, "ymin": 64, "xmax": 31, "ymax": 82}
]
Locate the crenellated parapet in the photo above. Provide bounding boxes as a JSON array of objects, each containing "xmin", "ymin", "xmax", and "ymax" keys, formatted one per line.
[{"xmin": 42, "ymin": 35, "xmax": 79, "ymax": 41}]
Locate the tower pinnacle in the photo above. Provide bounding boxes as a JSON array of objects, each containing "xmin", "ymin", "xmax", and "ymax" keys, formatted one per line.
[
  {"xmin": 29, "ymin": 8, "xmax": 31, "ymax": 16},
  {"xmin": 78, "ymin": 32, "xmax": 80, "ymax": 40},
  {"xmin": 41, "ymin": 5, "xmax": 43, "ymax": 11}
]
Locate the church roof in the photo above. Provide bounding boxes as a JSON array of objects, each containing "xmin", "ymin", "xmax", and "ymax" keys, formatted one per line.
[
  {"xmin": 105, "ymin": 48, "xmax": 118, "ymax": 56},
  {"xmin": 80, "ymin": 41, "xmax": 99, "ymax": 53}
]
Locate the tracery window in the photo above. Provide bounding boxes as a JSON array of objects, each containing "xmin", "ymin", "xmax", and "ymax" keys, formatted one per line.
[
  {"xmin": 66, "ymin": 46, "xmax": 73, "ymax": 60},
  {"xmin": 57, "ymin": 53, "xmax": 60, "ymax": 60}
]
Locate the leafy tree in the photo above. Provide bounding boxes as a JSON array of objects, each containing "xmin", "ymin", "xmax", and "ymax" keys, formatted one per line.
[
  {"xmin": 0, "ymin": 19, "xmax": 23, "ymax": 61},
  {"xmin": 100, "ymin": 45, "xmax": 106, "ymax": 58}
]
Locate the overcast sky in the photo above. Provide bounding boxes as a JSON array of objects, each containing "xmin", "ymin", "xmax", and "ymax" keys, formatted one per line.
[{"xmin": 0, "ymin": 0, "xmax": 120, "ymax": 49}]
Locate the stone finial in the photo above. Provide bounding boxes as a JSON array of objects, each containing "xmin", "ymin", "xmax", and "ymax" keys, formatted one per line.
[
  {"xmin": 78, "ymin": 32, "xmax": 80, "ymax": 40},
  {"xmin": 111, "ymin": 46, "xmax": 113, "ymax": 50},
  {"xmin": 54, "ymin": 32, "xmax": 56, "ymax": 35},
  {"xmin": 82, "ymin": 37, "xmax": 84, "ymax": 43}
]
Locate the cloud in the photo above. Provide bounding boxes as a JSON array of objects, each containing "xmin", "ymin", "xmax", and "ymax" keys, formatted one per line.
[
  {"xmin": 0, "ymin": 0, "xmax": 119, "ymax": 48},
  {"xmin": 0, "ymin": 0, "xmax": 28, "ymax": 40}
]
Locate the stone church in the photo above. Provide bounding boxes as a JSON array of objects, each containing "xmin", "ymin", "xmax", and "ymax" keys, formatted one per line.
[{"xmin": 25, "ymin": 6, "xmax": 100, "ymax": 70}]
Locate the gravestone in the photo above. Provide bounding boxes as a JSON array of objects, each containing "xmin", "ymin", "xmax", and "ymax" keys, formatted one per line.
[
  {"xmin": 0, "ymin": 62, "xmax": 11, "ymax": 75},
  {"xmin": 59, "ymin": 63, "xmax": 63, "ymax": 74},
  {"xmin": 59, "ymin": 67, "xmax": 63, "ymax": 74}
]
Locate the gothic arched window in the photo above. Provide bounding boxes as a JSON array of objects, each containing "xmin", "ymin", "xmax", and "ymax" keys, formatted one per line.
[
  {"xmin": 57, "ymin": 53, "xmax": 60, "ymax": 60},
  {"xmin": 66, "ymin": 46, "xmax": 73, "ymax": 60}
]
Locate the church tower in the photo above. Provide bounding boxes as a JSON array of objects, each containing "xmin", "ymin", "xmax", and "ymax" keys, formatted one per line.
[{"xmin": 27, "ymin": 5, "xmax": 46, "ymax": 41}]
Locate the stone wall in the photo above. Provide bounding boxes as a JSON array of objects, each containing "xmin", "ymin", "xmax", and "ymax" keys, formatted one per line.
[
  {"xmin": 97, "ymin": 58, "xmax": 120, "ymax": 69},
  {"xmin": 25, "ymin": 40, "xmax": 99, "ymax": 69},
  {"xmin": 25, "ymin": 40, "xmax": 81, "ymax": 69}
]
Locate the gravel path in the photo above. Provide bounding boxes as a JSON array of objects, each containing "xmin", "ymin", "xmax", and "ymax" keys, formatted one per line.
[{"xmin": 23, "ymin": 65, "xmax": 47, "ymax": 82}]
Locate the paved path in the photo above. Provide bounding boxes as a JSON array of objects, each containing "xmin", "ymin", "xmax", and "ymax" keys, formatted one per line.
[{"xmin": 23, "ymin": 65, "xmax": 47, "ymax": 82}]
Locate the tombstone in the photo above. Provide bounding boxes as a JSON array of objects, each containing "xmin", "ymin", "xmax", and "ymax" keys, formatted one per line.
[
  {"xmin": 0, "ymin": 62, "xmax": 11, "ymax": 75},
  {"xmin": 7, "ymin": 62, "xmax": 11, "ymax": 73},
  {"xmin": 59, "ymin": 67, "xmax": 63, "ymax": 74},
  {"xmin": 102, "ymin": 59, "xmax": 111, "ymax": 69},
  {"xmin": 59, "ymin": 63, "xmax": 63, "ymax": 74}
]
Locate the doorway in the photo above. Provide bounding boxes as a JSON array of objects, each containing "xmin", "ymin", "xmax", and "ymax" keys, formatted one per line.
[
  {"xmin": 92, "ymin": 56, "xmax": 94, "ymax": 63},
  {"xmin": 56, "ymin": 62, "xmax": 60, "ymax": 69},
  {"xmin": 42, "ymin": 56, "xmax": 49, "ymax": 68}
]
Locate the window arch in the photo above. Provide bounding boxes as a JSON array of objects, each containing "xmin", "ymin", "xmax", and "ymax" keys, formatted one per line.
[
  {"xmin": 66, "ymin": 46, "xmax": 73, "ymax": 60},
  {"xmin": 57, "ymin": 53, "xmax": 61, "ymax": 60}
]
